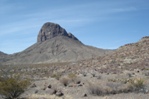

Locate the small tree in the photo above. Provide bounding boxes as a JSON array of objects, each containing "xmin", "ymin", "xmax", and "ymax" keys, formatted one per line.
[{"xmin": 0, "ymin": 74, "xmax": 30, "ymax": 99}]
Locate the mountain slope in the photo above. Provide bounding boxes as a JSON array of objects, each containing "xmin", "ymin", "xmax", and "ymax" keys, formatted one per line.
[
  {"xmin": 89, "ymin": 36, "xmax": 149, "ymax": 73},
  {"xmin": 0, "ymin": 51, "xmax": 7, "ymax": 61},
  {"xmin": 2, "ymin": 22, "xmax": 112, "ymax": 64}
]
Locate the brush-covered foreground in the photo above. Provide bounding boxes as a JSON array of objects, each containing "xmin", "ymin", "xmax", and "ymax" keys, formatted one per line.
[{"xmin": 0, "ymin": 63, "xmax": 149, "ymax": 99}]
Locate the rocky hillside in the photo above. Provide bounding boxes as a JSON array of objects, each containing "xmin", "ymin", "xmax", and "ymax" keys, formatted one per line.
[
  {"xmin": 1, "ymin": 22, "xmax": 112, "ymax": 64},
  {"xmin": 0, "ymin": 51, "xmax": 9, "ymax": 63},
  {"xmin": 0, "ymin": 51, "xmax": 7, "ymax": 57},
  {"xmin": 86, "ymin": 36, "xmax": 149, "ymax": 73}
]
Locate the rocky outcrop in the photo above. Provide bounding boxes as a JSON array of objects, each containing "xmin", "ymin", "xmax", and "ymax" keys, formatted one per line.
[{"xmin": 37, "ymin": 22, "xmax": 80, "ymax": 43}]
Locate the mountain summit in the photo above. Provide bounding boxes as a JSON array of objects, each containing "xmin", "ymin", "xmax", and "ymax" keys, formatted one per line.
[
  {"xmin": 1, "ymin": 22, "xmax": 112, "ymax": 64},
  {"xmin": 37, "ymin": 22, "xmax": 79, "ymax": 43}
]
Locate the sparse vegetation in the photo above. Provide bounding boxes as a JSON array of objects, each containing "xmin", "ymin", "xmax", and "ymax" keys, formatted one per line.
[
  {"xmin": 87, "ymin": 78, "xmax": 146, "ymax": 97},
  {"xmin": 68, "ymin": 73, "xmax": 76, "ymax": 79},
  {"xmin": 0, "ymin": 62, "xmax": 149, "ymax": 99},
  {"xmin": 60, "ymin": 77, "xmax": 70, "ymax": 86},
  {"xmin": 51, "ymin": 72, "xmax": 62, "ymax": 80},
  {"xmin": 128, "ymin": 78, "xmax": 145, "ymax": 91},
  {"xmin": 68, "ymin": 73, "xmax": 77, "ymax": 82},
  {"xmin": 0, "ymin": 75, "xmax": 30, "ymax": 99},
  {"xmin": 60, "ymin": 73, "xmax": 79, "ymax": 87},
  {"xmin": 88, "ymin": 82, "xmax": 104, "ymax": 96}
]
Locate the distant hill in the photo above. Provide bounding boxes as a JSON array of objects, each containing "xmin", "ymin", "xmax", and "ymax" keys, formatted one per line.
[
  {"xmin": 0, "ymin": 22, "xmax": 112, "ymax": 64},
  {"xmin": 85, "ymin": 36, "xmax": 149, "ymax": 73},
  {"xmin": 0, "ymin": 51, "xmax": 9, "ymax": 63},
  {"xmin": 0, "ymin": 51, "xmax": 7, "ymax": 56}
]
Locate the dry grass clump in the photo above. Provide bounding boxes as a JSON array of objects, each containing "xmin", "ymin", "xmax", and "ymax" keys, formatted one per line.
[
  {"xmin": 87, "ymin": 82, "xmax": 104, "ymax": 96},
  {"xmin": 60, "ymin": 73, "xmax": 79, "ymax": 87},
  {"xmin": 68, "ymin": 73, "xmax": 76, "ymax": 79},
  {"xmin": 87, "ymin": 82, "xmax": 126, "ymax": 96},
  {"xmin": 60, "ymin": 77, "xmax": 70, "ymax": 86},
  {"xmin": 51, "ymin": 72, "xmax": 62, "ymax": 80},
  {"xmin": 106, "ymin": 82, "xmax": 133, "ymax": 94},
  {"xmin": 87, "ymin": 78, "xmax": 146, "ymax": 96}
]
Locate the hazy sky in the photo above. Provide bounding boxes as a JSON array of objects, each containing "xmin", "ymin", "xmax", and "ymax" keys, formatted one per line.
[{"xmin": 0, "ymin": 0, "xmax": 149, "ymax": 54}]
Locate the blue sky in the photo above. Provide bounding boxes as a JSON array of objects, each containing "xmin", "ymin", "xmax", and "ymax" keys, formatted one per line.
[{"xmin": 0, "ymin": 0, "xmax": 149, "ymax": 54}]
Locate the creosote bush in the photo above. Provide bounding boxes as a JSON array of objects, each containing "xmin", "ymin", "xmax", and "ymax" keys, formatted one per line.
[{"xmin": 0, "ymin": 75, "xmax": 30, "ymax": 99}]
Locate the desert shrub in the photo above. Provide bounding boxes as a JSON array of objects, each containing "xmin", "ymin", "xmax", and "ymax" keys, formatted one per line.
[
  {"xmin": 128, "ymin": 78, "xmax": 145, "ymax": 91},
  {"xmin": 0, "ymin": 76, "xmax": 30, "ymax": 99},
  {"xmin": 68, "ymin": 73, "xmax": 76, "ymax": 79},
  {"xmin": 68, "ymin": 73, "xmax": 77, "ymax": 82},
  {"xmin": 117, "ymin": 84, "xmax": 133, "ymax": 93},
  {"xmin": 106, "ymin": 82, "xmax": 121, "ymax": 89},
  {"xmin": 60, "ymin": 77, "xmax": 70, "ymax": 86},
  {"xmin": 60, "ymin": 73, "xmax": 77, "ymax": 86},
  {"xmin": 88, "ymin": 78, "xmax": 145, "ymax": 96},
  {"xmin": 87, "ymin": 82, "xmax": 104, "ymax": 96},
  {"xmin": 51, "ymin": 72, "xmax": 62, "ymax": 80}
]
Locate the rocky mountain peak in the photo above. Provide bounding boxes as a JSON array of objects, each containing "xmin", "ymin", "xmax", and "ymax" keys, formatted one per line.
[
  {"xmin": 37, "ymin": 22, "xmax": 80, "ymax": 43},
  {"xmin": 37, "ymin": 22, "xmax": 68, "ymax": 43}
]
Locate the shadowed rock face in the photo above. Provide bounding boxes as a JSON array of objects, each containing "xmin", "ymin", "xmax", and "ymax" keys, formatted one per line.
[{"xmin": 37, "ymin": 22, "xmax": 79, "ymax": 43}]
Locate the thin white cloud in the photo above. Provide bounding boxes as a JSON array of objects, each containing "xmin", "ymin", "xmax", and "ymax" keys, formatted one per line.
[
  {"xmin": 0, "ymin": 17, "xmax": 93, "ymax": 37},
  {"xmin": 0, "ymin": 23, "xmax": 40, "ymax": 36},
  {"xmin": 112, "ymin": 7, "xmax": 137, "ymax": 12},
  {"xmin": 0, "ymin": 1, "xmax": 24, "ymax": 15}
]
